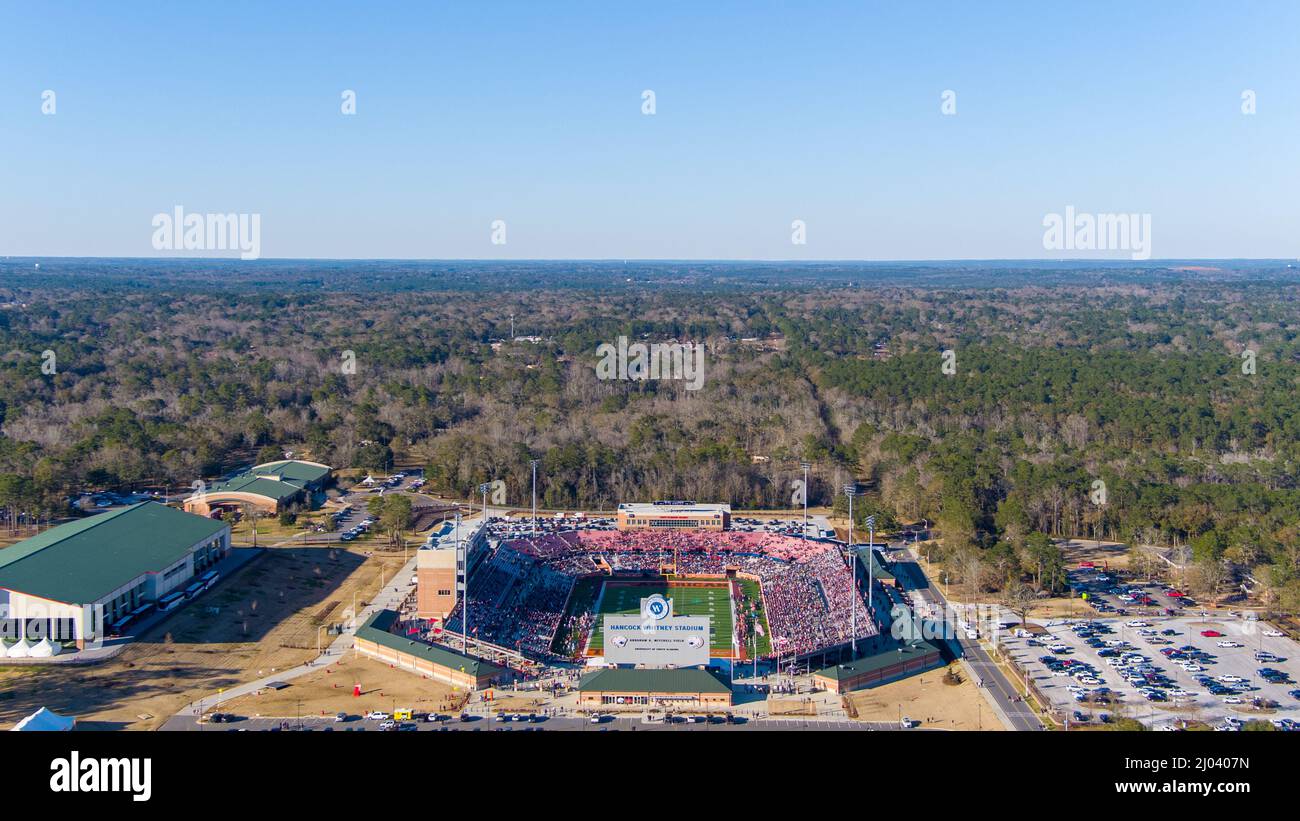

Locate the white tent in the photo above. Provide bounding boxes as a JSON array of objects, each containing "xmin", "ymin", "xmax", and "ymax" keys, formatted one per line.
[
  {"xmin": 28, "ymin": 638, "xmax": 61, "ymax": 658},
  {"xmin": 5, "ymin": 638, "xmax": 31, "ymax": 659},
  {"xmin": 10, "ymin": 707, "xmax": 75, "ymax": 731}
]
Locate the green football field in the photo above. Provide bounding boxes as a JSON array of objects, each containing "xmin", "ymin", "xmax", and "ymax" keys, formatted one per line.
[{"xmin": 585, "ymin": 579, "xmax": 735, "ymax": 656}]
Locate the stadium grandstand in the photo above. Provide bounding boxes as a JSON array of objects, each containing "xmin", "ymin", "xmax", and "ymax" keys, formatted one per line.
[{"xmin": 429, "ymin": 527, "xmax": 884, "ymax": 667}]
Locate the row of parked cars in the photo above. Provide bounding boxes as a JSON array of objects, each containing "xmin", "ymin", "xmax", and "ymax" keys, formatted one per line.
[{"xmin": 339, "ymin": 514, "xmax": 376, "ymax": 542}]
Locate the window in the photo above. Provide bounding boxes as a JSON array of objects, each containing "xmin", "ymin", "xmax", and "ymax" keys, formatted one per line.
[{"xmin": 162, "ymin": 563, "xmax": 189, "ymax": 582}]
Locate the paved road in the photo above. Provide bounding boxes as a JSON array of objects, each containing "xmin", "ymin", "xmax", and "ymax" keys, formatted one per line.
[
  {"xmin": 897, "ymin": 548, "xmax": 1044, "ymax": 731},
  {"xmin": 161, "ymin": 714, "xmax": 901, "ymax": 732}
]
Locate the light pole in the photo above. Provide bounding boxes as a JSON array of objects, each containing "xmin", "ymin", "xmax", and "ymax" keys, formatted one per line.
[
  {"xmin": 456, "ymin": 511, "xmax": 467, "ymax": 654},
  {"xmin": 479, "ymin": 482, "xmax": 491, "ymax": 526},
  {"xmin": 865, "ymin": 514, "xmax": 876, "ymax": 632},
  {"xmin": 844, "ymin": 483, "xmax": 858, "ymax": 658},
  {"xmin": 800, "ymin": 461, "xmax": 811, "ymax": 541},
  {"xmin": 529, "ymin": 459, "xmax": 540, "ymax": 537}
]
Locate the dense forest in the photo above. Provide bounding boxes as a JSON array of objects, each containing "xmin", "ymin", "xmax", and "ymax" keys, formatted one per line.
[{"xmin": 4, "ymin": 259, "xmax": 1300, "ymax": 611}]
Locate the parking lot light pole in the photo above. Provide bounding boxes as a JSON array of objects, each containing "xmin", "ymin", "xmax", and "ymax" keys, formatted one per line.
[
  {"xmin": 479, "ymin": 482, "xmax": 490, "ymax": 525},
  {"xmin": 800, "ymin": 461, "xmax": 811, "ymax": 541}
]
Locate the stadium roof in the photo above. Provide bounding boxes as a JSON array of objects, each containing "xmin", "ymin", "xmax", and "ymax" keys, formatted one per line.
[
  {"xmin": 813, "ymin": 640, "xmax": 942, "ymax": 681},
  {"xmin": 855, "ymin": 548, "xmax": 895, "ymax": 582},
  {"xmin": 249, "ymin": 460, "xmax": 332, "ymax": 485},
  {"xmin": 578, "ymin": 667, "xmax": 732, "ymax": 694},
  {"xmin": 0, "ymin": 502, "xmax": 228, "ymax": 605},
  {"xmin": 617, "ymin": 502, "xmax": 731, "ymax": 515},
  {"xmin": 356, "ymin": 610, "xmax": 505, "ymax": 679},
  {"xmin": 206, "ymin": 474, "xmax": 307, "ymax": 502}
]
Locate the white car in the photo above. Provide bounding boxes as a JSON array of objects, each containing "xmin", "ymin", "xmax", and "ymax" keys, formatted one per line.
[
  {"xmin": 1217, "ymin": 675, "xmax": 1246, "ymax": 683},
  {"xmin": 1216, "ymin": 641, "xmax": 1242, "ymax": 648},
  {"xmin": 1126, "ymin": 621, "xmax": 1150, "ymax": 628},
  {"xmin": 365, "ymin": 711, "xmax": 388, "ymax": 721},
  {"xmin": 1263, "ymin": 629, "xmax": 1284, "ymax": 637},
  {"xmin": 1222, "ymin": 696, "xmax": 1243, "ymax": 705},
  {"xmin": 1181, "ymin": 663, "xmax": 1204, "ymax": 673}
]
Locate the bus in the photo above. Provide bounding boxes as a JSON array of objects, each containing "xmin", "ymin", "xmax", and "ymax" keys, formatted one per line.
[{"xmin": 157, "ymin": 591, "xmax": 185, "ymax": 612}]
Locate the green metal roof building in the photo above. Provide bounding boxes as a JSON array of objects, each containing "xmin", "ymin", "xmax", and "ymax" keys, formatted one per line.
[
  {"xmin": 353, "ymin": 609, "xmax": 506, "ymax": 689},
  {"xmin": 578, "ymin": 667, "xmax": 733, "ymax": 709},
  {"xmin": 0, "ymin": 502, "xmax": 231, "ymax": 647},
  {"xmin": 183, "ymin": 460, "xmax": 332, "ymax": 518},
  {"xmin": 206, "ymin": 474, "xmax": 307, "ymax": 503},
  {"xmin": 248, "ymin": 460, "xmax": 333, "ymax": 489},
  {"xmin": 812, "ymin": 639, "xmax": 945, "ymax": 693}
]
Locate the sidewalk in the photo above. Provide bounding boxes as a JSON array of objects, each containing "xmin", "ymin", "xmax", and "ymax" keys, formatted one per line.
[{"xmin": 175, "ymin": 550, "xmax": 420, "ymax": 718}]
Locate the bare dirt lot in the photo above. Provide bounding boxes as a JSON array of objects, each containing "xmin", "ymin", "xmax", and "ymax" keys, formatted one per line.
[
  {"xmin": 768, "ymin": 696, "xmax": 819, "ymax": 716},
  {"xmin": 1058, "ymin": 539, "xmax": 1131, "ymax": 570},
  {"xmin": 0, "ymin": 545, "xmax": 408, "ymax": 730},
  {"xmin": 220, "ymin": 653, "xmax": 464, "ymax": 719},
  {"xmin": 845, "ymin": 663, "xmax": 1003, "ymax": 730}
]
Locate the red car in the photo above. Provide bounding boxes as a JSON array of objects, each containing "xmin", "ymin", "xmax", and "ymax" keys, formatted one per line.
[
  {"xmin": 1166, "ymin": 590, "xmax": 1184, "ymax": 597},
  {"xmin": 1200, "ymin": 629, "xmax": 1223, "ymax": 638}
]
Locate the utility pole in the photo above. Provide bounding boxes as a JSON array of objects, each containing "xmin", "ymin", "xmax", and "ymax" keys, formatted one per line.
[
  {"xmin": 844, "ymin": 483, "xmax": 858, "ymax": 658},
  {"xmin": 800, "ymin": 461, "xmax": 811, "ymax": 541}
]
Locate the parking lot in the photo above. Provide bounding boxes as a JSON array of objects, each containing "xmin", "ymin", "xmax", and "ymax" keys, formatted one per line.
[{"xmin": 1002, "ymin": 612, "xmax": 1300, "ymax": 730}]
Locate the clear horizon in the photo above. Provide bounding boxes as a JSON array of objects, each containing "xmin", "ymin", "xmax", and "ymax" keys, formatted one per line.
[{"xmin": 4, "ymin": 2, "xmax": 1298, "ymax": 260}]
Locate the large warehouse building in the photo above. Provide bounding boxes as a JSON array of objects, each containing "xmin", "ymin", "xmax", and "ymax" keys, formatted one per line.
[
  {"xmin": 0, "ymin": 502, "xmax": 231, "ymax": 648},
  {"xmin": 616, "ymin": 501, "xmax": 730, "ymax": 531},
  {"xmin": 183, "ymin": 459, "xmax": 331, "ymax": 517}
]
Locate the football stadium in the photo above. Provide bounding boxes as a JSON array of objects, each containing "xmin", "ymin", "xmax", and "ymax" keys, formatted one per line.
[{"xmin": 437, "ymin": 519, "xmax": 883, "ymax": 667}]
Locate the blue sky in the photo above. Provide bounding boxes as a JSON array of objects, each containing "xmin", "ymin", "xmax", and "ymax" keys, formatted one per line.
[{"xmin": 2, "ymin": 1, "xmax": 1297, "ymax": 260}]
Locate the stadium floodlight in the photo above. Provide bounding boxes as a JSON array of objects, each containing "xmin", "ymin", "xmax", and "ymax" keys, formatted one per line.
[
  {"xmin": 455, "ymin": 511, "xmax": 467, "ymax": 654},
  {"xmin": 478, "ymin": 482, "xmax": 491, "ymax": 524},
  {"xmin": 800, "ymin": 461, "xmax": 811, "ymax": 541},
  {"xmin": 864, "ymin": 514, "xmax": 876, "ymax": 621},
  {"xmin": 529, "ymin": 459, "xmax": 540, "ymax": 536},
  {"xmin": 843, "ymin": 484, "xmax": 858, "ymax": 657}
]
